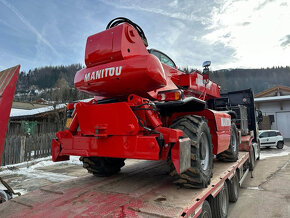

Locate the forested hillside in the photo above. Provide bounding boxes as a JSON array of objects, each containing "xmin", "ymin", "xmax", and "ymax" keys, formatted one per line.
[
  {"xmin": 15, "ymin": 64, "xmax": 91, "ymax": 103},
  {"xmin": 17, "ymin": 64, "xmax": 81, "ymax": 89},
  {"xmin": 15, "ymin": 65, "xmax": 290, "ymax": 103},
  {"xmin": 211, "ymin": 66, "xmax": 290, "ymax": 94}
]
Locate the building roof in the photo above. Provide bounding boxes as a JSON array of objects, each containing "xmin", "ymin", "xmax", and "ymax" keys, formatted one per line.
[
  {"xmin": 10, "ymin": 104, "xmax": 66, "ymax": 118},
  {"xmin": 254, "ymin": 95, "xmax": 290, "ymax": 102},
  {"xmin": 10, "ymin": 98, "xmax": 93, "ymax": 118},
  {"xmin": 12, "ymin": 102, "xmax": 49, "ymax": 110},
  {"xmin": 255, "ymin": 85, "xmax": 290, "ymax": 98}
]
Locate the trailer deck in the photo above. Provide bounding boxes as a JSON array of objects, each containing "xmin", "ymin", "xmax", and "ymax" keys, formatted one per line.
[{"xmin": 0, "ymin": 152, "xmax": 249, "ymax": 217}]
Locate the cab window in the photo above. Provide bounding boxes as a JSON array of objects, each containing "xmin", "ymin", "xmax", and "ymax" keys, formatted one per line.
[
  {"xmin": 160, "ymin": 54, "xmax": 176, "ymax": 68},
  {"xmin": 148, "ymin": 49, "xmax": 177, "ymax": 68}
]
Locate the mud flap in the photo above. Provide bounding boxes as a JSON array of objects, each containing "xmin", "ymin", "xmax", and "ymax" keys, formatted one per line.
[
  {"xmin": 52, "ymin": 139, "xmax": 69, "ymax": 162},
  {"xmin": 171, "ymin": 138, "xmax": 191, "ymax": 174}
]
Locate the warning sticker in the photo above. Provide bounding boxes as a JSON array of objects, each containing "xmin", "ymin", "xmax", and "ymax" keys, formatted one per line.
[{"xmin": 221, "ymin": 117, "xmax": 231, "ymax": 127}]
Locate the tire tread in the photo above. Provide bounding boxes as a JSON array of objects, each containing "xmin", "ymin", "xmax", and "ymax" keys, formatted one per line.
[
  {"xmin": 169, "ymin": 115, "xmax": 213, "ymax": 188},
  {"xmin": 80, "ymin": 156, "xmax": 125, "ymax": 177},
  {"xmin": 209, "ymin": 182, "xmax": 229, "ymax": 218}
]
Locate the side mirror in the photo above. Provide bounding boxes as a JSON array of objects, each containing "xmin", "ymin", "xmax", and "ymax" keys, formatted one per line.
[{"xmin": 256, "ymin": 110, "xmax": 263, "ymax": 123}]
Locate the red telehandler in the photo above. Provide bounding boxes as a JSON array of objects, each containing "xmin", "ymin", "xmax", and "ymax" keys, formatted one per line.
[
  {"xmin": 0, "ymin": 18, "xmax": 261, "ymax": 218},
  {"xmin": 52, "ymin": 17, "xmax": 240, "ymax": 188}
]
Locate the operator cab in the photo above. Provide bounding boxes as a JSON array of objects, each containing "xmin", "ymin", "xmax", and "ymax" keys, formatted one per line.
[{"xmin": 148, "ymin": 49, "xmax": 177, "ymax": 69}]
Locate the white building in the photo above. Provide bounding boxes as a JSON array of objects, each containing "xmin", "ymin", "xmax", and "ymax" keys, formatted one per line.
[{"xmin": 255, "ymin": 86, "xmax": 290, "ymax": 139}]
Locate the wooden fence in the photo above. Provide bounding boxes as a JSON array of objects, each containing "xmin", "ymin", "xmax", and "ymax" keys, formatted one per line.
[
  {"xmin": 1, "ymin": 133, "xmax": 55, "ymax": 166},
  {"xmin": 1, "ymin": 112, "xmax": 65, "ymax": 166}
]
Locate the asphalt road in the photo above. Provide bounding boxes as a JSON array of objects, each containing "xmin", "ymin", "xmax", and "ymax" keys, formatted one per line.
[{"xmin": 228, "ymin": 143, "xmax": 290, "ymax": 218}]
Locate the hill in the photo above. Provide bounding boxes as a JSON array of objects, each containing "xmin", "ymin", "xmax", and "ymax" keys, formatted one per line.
[
  {"xmin": 15, "ymin": 65, "xmax": 290, "ymax": 103},
  {"xmin": 15, "ymin": 64, "xmax": 91, "ymax": 103},
  {"xmin": 211, "ymin": 66, "xmax": 290, "ymax": 94}
]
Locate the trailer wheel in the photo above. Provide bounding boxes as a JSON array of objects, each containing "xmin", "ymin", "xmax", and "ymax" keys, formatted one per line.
[
  {"xmin": 0, "ymin": 190, "xmax": 9, "ymax": 203},
  {"xmin": 209, "ymin": 182, "xmax": 229, "ymax": 218},
  {"xmin": 198, "ymin": 200, "xmax": 212, "ymax": 218},
  {"xmin": 228, "ymin": 174, "xmax": 239, "ymax": 202},
  {"xmin": 217, "ymin": 123, "xmax": 239, "ymax": 162},
  {"xmin": 80, "ymin": 156, "xmax": 125, "ymax": 177},
  {"xmin": 169, "ymin": 115, "xmax": 213, "ymax": 188},
  {"xmin": 249, "ymin": 145, "xmax": 255, "ymax": 171}
]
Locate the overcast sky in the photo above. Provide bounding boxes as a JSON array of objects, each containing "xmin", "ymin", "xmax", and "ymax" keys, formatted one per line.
[{"xmin": 0, "ymin": 0, "xmax": 289, "ymax": 72}]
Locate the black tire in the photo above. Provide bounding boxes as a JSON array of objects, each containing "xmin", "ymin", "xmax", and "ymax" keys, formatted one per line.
[
  {"xmin": 80, "ymin": 156, "xmax": 125, "ymax": 177},
  {"xmin": 0, "ymin": 190, "xmax": 8, "ymax": 203},
  {"xmin": 217, "ymin": 123, "xmax": 239, "ymax": 162},
  {"xmin": 198, "ymin": 200, "xmax": 212, "ymax": 218},
  {"xmin": 249, "ymin": 145, "xmax": 255, "ymax": 171},
  {"xmin": 169, "ymin": 115, "xmax": 213, "ymax": 188},
  {"xmin": 277, "ymin": 141, "xmax": 284, "ymax": 149},
  {"xmin": 228, "ymin": 174, "xmax": 239, "ymax": 202},
  {"xmin": 256, "ymin": 142, "xmax": 261, "ymax": 160},
  {"xmin": 209, "ymin": 182, "xmax": 229, "ymax": 218}
]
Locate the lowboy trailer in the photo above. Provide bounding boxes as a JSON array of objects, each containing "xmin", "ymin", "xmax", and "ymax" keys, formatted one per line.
[{"xmin": 0, "ymin": 151, "xmax": 252, "ymax": 218}]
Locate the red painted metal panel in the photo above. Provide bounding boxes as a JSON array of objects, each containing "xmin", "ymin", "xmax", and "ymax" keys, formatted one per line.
[
  {"xmin": 53, "ymin": 97, "xmax": 183, "ymax": 162},
  {"xmin": 147, "ymin": 63, "xmax": 180, "ymax": 99},
  {"xmin": 85, "ymin": 23, "xmax": 148, "ymax": 67},
  {"xmin": 178, "ymin": 71, "xmax": 220, "ymax": 100},
  {"xmin": 239, "ymin": 135, "xmax": 253, "ymax": 151},
  {"xmin": 76, "ymin": 102, "xmax": 140, "ymax": 136},
  {"xmin": 54, "ymin": 126, "xmax": 181, "ymax": 162},
  {"xmin": 0, "ymin": 65, "xmax": 20, "ymax": 165},
  {"xmin": 170, "ymin": 110, "xmax": 231, "ymax": 155},
  {"xmin": 193, "ymin": 109, "xmax": 231, "ymax": 154},
  {"xmin": 53, "ymin": 133, "xmax": 161, "ymax": 161},
  {"xmin": 75, "ymin": 54, "xmax": 167, "ymax": 98}
]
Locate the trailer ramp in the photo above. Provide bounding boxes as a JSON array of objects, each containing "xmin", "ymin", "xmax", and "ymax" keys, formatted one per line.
[{"xmin": 0, "ymin": 65, "xmax": 20, "ymax": 165}]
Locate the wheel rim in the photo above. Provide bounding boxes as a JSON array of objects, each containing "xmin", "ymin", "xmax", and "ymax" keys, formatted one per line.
[
  {"xmin": 200, "ymin": 132, "xmax": 210, "ymax": 171},
  {"xmin": 231, "ymin": 131, "xmax": 237, "ymax": 152}
]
